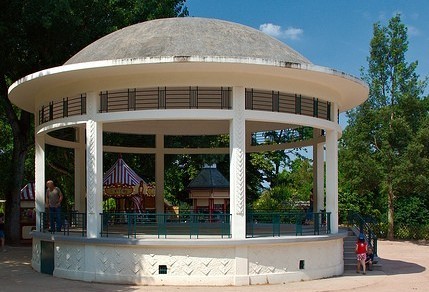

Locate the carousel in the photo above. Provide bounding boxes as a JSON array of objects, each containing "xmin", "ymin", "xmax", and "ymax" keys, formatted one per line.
[
  {"xmin": 103, "ymin": 156, "xmax": 155, "ymax": 213},
  {"xmin": 8, "ymin": 17, "xmax": 368, "ymax": 285}
]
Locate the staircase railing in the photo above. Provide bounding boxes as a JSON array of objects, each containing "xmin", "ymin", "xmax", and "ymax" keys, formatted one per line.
[{"xmin": 348, "ymin": 212, "xmax": 378, "ymax": 256}]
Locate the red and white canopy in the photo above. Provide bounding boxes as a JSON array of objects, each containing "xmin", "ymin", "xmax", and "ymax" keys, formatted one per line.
[
  {"xmin": 103, "ymin": 157, "xmax": 144, "ymax": 186},
  {"xmin": 20, "ymin": 182, "xmax": 35, "ymax": 201}
]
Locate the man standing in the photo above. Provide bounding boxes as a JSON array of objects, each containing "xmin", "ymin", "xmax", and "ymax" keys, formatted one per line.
[{"xmin": 46, "ymin": 180, "xmax": 63, "ymax": 232}]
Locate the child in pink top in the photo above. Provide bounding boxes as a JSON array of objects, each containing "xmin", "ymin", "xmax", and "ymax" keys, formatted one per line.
[{"xmin": 355, "ymin": 233, "xmax": 368, "ymax": 274}]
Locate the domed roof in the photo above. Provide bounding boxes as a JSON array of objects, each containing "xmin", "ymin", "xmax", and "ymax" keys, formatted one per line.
[{"xmin": 65, "ymin": 17, "xmax": 311, "ymax": 65}]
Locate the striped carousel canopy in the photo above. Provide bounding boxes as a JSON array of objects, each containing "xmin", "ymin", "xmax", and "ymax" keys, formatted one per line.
[
  {"xmin": 20, "ymin": 182, "xmax": 35, "ymax": 200},
  {"xmin": 103, "ymin": 157, "xmax": 144, "ymax": 186}
]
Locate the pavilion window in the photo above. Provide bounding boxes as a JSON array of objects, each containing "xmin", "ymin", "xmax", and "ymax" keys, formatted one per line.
[
  {"xmin": 272, "ymin": 91, "xmax": 279, "ymax": 112},
  {"xmin": 100, "ymin": 91, "xmax": 108, "ymax": 112},
  {"xmin": 128, "ymin": 88, "xmax": 136, "ymax": 110},
  {"xmin": 221, "ymin": 87, "xmax": 231, "ymax": 109},
  {"xmin": 295, "ymin": 94, "xmax": 301, "ymax": 114},
  {"xmin": 63, "ymin": 98, "xmax": 68, "ymax": 118}
]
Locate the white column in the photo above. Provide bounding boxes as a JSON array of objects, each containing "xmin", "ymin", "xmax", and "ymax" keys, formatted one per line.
[
  {"xmin": 86, "ymin": 92, "xmax": 103, "ymax": 238},
  {"xmin": 155, "ymin": 134, "xmax": 165, "ymax": 214},
  {"xmin": 230, "ymin": 86, "xmax": 246, "ymax": 239},
  {"xmin": 316, "ymin": 142, "xmax": 325, "ymax": 213},
  {"xmin": 74, "ymin": 126, "xmax": 86, "ymax": 212},
  {"xmin": 35, "ymin": 134, "xmax": 45, "ymax": 232},
  {"xmin": 313, "ymin": 128, "xmax": 325, "ymax": 214},
  {"xmin": 326, "ymin": 104, "xmax": 339, "ymax": 234}
]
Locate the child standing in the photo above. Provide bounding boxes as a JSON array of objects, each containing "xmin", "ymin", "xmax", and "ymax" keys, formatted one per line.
[{"xmin": 355, "ymin": 233, "xmax": 368, "ymax": 274}]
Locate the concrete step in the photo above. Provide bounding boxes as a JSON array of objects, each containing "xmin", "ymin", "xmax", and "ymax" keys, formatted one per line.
[
  {"xmin": 344, "ymin": 258, "xmax": 356, "ymax": 265},
  {"xmin": 344, "ymin": 251, "xmax": 356, "ymax": 258},
  {"xmin": 344, "ymin": 236, "xmax": 357, "ymax": 241},
  {"xmin": 343, "ymin": 227, "xmax": 382, "ymax": 272},
  {"xmin": 344, "ymin": 243, "xmax": 356, "ymax": 249},
  {"xmin": 344, "ymin": 242, "xmax": 356, "ymax": 247},
  {"xmin": 344, "ymin": 262, "xmax": 383, "ymax": 271}
]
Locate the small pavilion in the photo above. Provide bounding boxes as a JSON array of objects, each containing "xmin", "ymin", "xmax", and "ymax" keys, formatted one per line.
[
  {"xmin": 8, "ymin": 17, "xmax": 368, "ymax": 286},
  {"xmin": 188, "ymin": 164, "xmax": 230, "ymax": 215}
]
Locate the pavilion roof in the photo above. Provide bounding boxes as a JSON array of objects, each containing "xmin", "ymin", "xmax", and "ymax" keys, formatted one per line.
[
  {"xmin": 65, "ymin": 17, "xmax": 311, "ymax": 66},
  {"xmin": 188, "ymin": 166, "xmax": 229, "ymax": 189}
]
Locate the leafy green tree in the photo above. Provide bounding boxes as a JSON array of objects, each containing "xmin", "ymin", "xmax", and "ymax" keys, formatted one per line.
[
  {"xmin": 252, "ymin": 157, "xmax": 313, "ymax": 211},
  {"xmin": 340, "ymin": 14, "xmax": 428, "ymax": 239},
  {"xmin": 247, "ymin": 127, "xmax": 312, "ymax": 206},
  {"xmin": 0, "ymin": 0, "xmax": 188, "ymax": 243}
]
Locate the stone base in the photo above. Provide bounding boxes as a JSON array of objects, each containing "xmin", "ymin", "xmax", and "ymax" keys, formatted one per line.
[{"xmin": 32, "ymin": 232, "xmax": 346, "ymax": 286}]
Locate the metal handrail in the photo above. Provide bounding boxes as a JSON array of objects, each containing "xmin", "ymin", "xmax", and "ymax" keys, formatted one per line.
[
  {"xmin": 40, "ymin": 211, "xmax": 87, "ymax": 236},
  {"xmin": 246, "ymin": 211, "xmax": 331, "ymax": 238},
  {"xmin": 39, "ymin": 211, "xmax": 332, "ymax": 239},
  {"xmin": 348, "ymin": 212, "xmax": 378, "ymax": 256},
  {"xmin": 100, "ymin": 212, "xmax": 232, "ymax": 239}
]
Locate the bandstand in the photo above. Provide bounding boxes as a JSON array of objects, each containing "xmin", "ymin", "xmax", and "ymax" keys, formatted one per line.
[{"xmin": 8, "ymin": 17, "xmax": 368, "ymax": 285}]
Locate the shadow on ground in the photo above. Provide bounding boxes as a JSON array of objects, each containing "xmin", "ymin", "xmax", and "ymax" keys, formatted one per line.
[{"xmin": 380, "ymin": 258, "xmax": 425, "ymax": 275}]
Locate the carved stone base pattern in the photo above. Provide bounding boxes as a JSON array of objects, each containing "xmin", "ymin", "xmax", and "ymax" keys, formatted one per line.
[
  {"xmin": 30, "ymin": 235, "xmax": 344, "ymax": 285},
  {"xmin": 55, "ymin": 244, "xmax": 84, "ymax": 271},
  {"xmin": 32, "ymin": 239, "xmax": 41, "ymax": 266},
  {"xmin": 248, "ymin": 245, "xmax": 290, "ymax": 275},
  {"xmin": 96, "ymin": 246, "xmax": 234, "ymax": 277}
]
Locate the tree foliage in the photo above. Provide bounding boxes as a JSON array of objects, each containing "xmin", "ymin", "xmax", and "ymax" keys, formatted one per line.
[
  {"xmin": 339, "ymin": 14, "xmax": 429, "ymax": 239},
  {"xmin": 247, "ymin": 127, "xmax": 312, "ymax": 205},
  {"xmin": 252, "ymin": 157, "xmax": 313, "ymax": 211},
  {"xmin": 0, "ymin": 0, "xmax": 188, "ymax": 243}
]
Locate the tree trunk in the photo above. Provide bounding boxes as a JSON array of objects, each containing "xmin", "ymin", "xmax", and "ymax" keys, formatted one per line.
[
  {"xmin": 1, "ymin": 75, "xmax": 32, "ymax": 244},
  {"xmin": 5, "ymin": 140, "xmax": 28, "ymax": 243},
  {"xmin": 387, "ymin": 182, "xmax": 395, "ymax": 240}
]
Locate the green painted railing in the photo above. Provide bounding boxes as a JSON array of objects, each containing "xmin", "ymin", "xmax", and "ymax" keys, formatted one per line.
[
  {"xmin": 347, "ymin": 212, "xmax": 378, "ymax": 256},
  {"xmin": 39, "ymin": 211, "xmax": 331, "ymax": 239},
  {"xmin": 100, "ymin": 212, "xmax": 232, "ymax": 239},
  {"xmin": 246, "ymin": 211, "xmax": 331, "ymax": 237},
  {"xmin": 40, "ymin": 211, "xmax": 87, "ymax": 236},
  {"xmin": 100, "ymin": 211, "xmax": 331, "ymax": 238}
]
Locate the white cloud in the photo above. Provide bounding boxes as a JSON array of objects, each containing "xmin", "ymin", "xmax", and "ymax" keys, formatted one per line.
[
  {"xmin": 283, "ymin": 27, "xmax": 304, "ymax": 40},
  {"xmin": 407, "ymin": 25, "xmax": 420, "ymax": 37},
  {"xmin": 259, "ymin": 23, "xmax": 282, "ymax": 37},
  {"xmin": 259, "ymin": 23, "xmax": 303, "ymax": 40}
]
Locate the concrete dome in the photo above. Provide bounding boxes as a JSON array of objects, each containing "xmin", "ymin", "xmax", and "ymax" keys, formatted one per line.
[{"xmin": 65, "ymin": 17, "xmax": 311, "ymax": 65}]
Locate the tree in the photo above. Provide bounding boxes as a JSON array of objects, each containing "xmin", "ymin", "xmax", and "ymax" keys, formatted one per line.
[
  {"xmin": 252, "ymin": 157, "xmax": 313, "ymax": 211},
  {"xmin": 340, "ymin": 14, "xmax": 428, "ymax": 239},
  {"xmin": 0, "ymin": 0, "xmax": 188, "ymax": 243}
]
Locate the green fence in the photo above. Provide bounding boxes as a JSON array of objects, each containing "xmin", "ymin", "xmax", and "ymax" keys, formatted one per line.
[
  {"xmin": 39, "ymin": 211, "xmax": 332, "ymax": 239},
  {"xmin": 99, "ymin": 211, "xmax": 330, "ymax": 238},
  {"xmin": 246, "ymin": 211, "xmax": 331, "ymax": 237},
  {"xmin": 40, "ymin": 211, "xmax": 86, "ymax": 236},
  {"xmin": 100, "ymin": 212, "xmax": 232, "ymax": 239}
]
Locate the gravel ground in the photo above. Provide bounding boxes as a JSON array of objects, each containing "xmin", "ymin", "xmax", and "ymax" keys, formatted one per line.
[{"xmin": 0, "ymin": 239, "xmax": 428, "ymax": 292}]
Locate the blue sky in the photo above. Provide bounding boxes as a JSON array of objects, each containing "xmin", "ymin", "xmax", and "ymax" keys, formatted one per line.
[{"xmin": 186, "ymin": 0, "xmax": 429, "ymax": 92}]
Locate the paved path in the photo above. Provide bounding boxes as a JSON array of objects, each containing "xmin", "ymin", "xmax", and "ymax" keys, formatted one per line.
[{"xmin": 0, "ymin": 239, "xmax": 428, "ymax": 291}]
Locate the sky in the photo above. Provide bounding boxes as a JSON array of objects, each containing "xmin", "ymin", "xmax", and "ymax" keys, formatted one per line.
[{"xmin": 186, "ymin": 0, "xmax": 429, "ymax": 98}]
